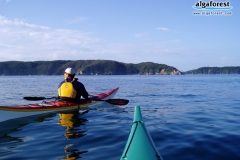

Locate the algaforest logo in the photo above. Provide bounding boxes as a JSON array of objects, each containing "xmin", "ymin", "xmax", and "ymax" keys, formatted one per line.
[
  {"xmin": 193, "ymin": 0, "xmax": 233, "ymax": 10},
  {"xmin": 192, "ymin": 0, "xmax": 233, "ymax": 16}
]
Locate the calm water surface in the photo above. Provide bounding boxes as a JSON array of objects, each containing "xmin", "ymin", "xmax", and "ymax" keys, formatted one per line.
[{"xmin": 0, "ymin": 75, "xmax": 240, "ymax": 160}]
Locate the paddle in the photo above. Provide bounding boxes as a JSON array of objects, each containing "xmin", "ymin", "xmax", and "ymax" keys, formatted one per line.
[
  {"xmin": 23, "ymin": 96, "xmax": 57, "ymax": 101},
  {"xmin": 94, "ymin": 98, "xmax": 129, "ymax": 105},
  {"xmin": 23, "ymin": 96, "xmax": 129, "ymax": 105}
]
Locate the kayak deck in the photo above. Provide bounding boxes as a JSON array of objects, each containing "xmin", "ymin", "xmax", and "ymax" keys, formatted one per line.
[
  {"xmin": 120, "ymin": 106, "xmax": 163, "ymax": 160},
  {"xmin": 0, "ymin": 87, "xmax": 119, "ymax": 122}
]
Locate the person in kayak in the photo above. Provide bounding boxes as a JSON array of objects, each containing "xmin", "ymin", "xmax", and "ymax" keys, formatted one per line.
[{"xmin": 58, "ymin": 67, "xmax": 89, "ymax": 102}]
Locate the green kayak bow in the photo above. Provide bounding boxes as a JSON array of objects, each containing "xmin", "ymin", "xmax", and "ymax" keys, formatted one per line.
[{"xmin": 120, "ymin": 106, "xmax": 163, "ymax": 160}]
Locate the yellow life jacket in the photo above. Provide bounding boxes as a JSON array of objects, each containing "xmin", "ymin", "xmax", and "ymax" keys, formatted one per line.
[{"xmin": 58, "ymin": 81, "xmax": 77, "ymax": 100}]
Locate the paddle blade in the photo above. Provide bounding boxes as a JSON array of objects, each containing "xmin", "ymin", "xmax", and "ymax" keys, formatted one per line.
[
  {"xmin": 23, "ymin": 96, "xmax": 57, "ymax": 101},
  {"xmin": 105, "ymin": 99, "xmax": 129, "ymax": 105},
  {"xmin": 23, "ymin": 96, "xmax": 46, "ymax": 101}
]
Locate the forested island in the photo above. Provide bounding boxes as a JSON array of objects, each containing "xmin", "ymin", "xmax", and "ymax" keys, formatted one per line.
[
  {"xmin": 185, "ymin": 67, "xmax": 240, "ymax": 74},
  {"xmin": 0, "ymin": 60, "xmax": 181, "ymax": 75},
  {"xmin": 0, "ymin": 60, "xmax": 239, "ymax": 75}
]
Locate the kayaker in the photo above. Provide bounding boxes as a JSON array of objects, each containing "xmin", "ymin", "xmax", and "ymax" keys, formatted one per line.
[{"xmin": 58, "ymin": 67, "xmax": 89, "ymax": 102}]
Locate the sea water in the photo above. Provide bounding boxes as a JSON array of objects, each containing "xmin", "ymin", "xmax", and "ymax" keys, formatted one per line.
[{"xmin": 0, "ymin": 75, "xmax": 240, "ymax": 160}]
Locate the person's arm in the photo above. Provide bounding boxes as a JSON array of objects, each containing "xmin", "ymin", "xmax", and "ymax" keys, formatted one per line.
[
  {"xmin": 81, "ymin": 85, "xmax": 89, "ymax": 99},
  {"xmin": 75, "ymin": 81, "xmax": 89, "ymax": 99}
]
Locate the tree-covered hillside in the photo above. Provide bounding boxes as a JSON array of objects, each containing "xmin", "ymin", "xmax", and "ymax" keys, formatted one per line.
[
  {"xmin": 185, "ymin": 67, "xmax": 240, "ymax": 74},
  {"xmin": 0, "ymin": 60, "xmax": 182, "ymax": 75}
]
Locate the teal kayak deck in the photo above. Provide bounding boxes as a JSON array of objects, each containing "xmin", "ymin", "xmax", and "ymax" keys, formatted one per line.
[{"xmin": 120, "ymin": 106, "xmax": 163, "ymax": 160}]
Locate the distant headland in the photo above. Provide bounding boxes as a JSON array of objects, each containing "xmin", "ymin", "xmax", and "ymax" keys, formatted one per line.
[{"xmin": 0, "ymin": 60, "xmax": 239, "ymax": 75}]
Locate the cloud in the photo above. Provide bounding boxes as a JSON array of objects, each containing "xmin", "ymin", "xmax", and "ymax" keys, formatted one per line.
[
  {"xmin": 0, "ymin": 15, "xmax": 208, "ymax": 71},
  {"xmin": 0, "ymin": 0, "xmax": 11, "ymax": 4},
  {"xmin": 135, "ymin": 32, "xmax": 148, "ymax": 38},
  {"xmin": 0, "ymin": 15, "xmax": 176, "ymax": 62},
  {"xmin": 0, "ymin": 15, "xmax": 101, "ymax": 61},
  {"xmin": 156, "ymin": 27, "xmax": 169, "ymax": 31}
]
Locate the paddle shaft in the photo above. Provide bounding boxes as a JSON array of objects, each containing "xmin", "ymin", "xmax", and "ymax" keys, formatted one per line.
[{"xmin": 23, "ymin": 96, "xmax": 129, "ymax": 105}]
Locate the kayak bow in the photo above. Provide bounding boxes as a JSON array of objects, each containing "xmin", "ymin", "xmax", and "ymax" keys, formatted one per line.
[
  {"xmin": 0, "ymin": 87, "xmax": 119, "ymax": 123},
  {"xmin": 120, "ymin": 106, "xmax": 163, "ymax": 160}
]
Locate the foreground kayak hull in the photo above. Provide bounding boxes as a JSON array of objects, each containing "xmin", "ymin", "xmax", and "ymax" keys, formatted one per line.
[
  {"xmin": 0, "ymin": 87, "xmax": 119, "ymax": 123},
  {"xmin": 120, "ymin": 106, "xmax": 163, "ymax": 160}
]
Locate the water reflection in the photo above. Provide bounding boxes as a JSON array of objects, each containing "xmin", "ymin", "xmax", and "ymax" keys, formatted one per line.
[
  {"xmin": 63, "ymin": 146, "xmax": 88, "ymax": 160},
  {"xmin": 0, "ymin": 110, "xmax": 89, "ymax": 159},
  {"xmin": 0, "ymin": 113, "xmax": 56, "ymax": 143},
  {"xmin": 58, "ymin": 110, "xmax": 88, "ymax": 139},
  {"xmin": 58, "ymin": 110, "xmax": 89, "ymax": 159}
]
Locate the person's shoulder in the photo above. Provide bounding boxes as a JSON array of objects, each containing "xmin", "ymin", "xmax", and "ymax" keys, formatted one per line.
[
  {"xmin": 72, "ymin": 79, "xmax": 82, "ymax": 84},
  {"xmin": 59, "ymin": 79, "xmax": 65, "ymax": 83},
  {"xmin": 76, "ymin": 81, "xmax": 84, "ymax": 85},
  {"xmin": 58, "ymin": 80, "xmax": 65, "ymax": 87}
]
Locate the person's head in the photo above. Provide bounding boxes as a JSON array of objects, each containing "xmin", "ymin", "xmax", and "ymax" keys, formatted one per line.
[{"xmin": 64, "ymin": 68, "xmax": 75, "ymax": 78}]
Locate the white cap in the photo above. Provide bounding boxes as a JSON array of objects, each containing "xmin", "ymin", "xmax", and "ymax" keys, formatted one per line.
[{"xmin": 65, "ymin": 68, "xmax": 75, "ymax": 75}]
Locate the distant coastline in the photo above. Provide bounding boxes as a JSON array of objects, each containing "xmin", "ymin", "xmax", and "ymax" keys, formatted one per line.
[
  {"xmin": 185, "ymin": 66, "xmax": 240, "ymax": 74},
  {"xmin": 0, "ymin": 60, "xmax": 239, "ymax": 75}
]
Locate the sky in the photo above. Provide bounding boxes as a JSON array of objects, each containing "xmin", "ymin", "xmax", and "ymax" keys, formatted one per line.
[{"xmin": 0, "ymin": 0, "xmax": 239, "ymax": 71}]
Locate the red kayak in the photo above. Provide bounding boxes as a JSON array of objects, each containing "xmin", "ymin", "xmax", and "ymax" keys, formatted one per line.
[{"xmin": 0, "ymin": 87, "xmax": 124, "ymax": 123}]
